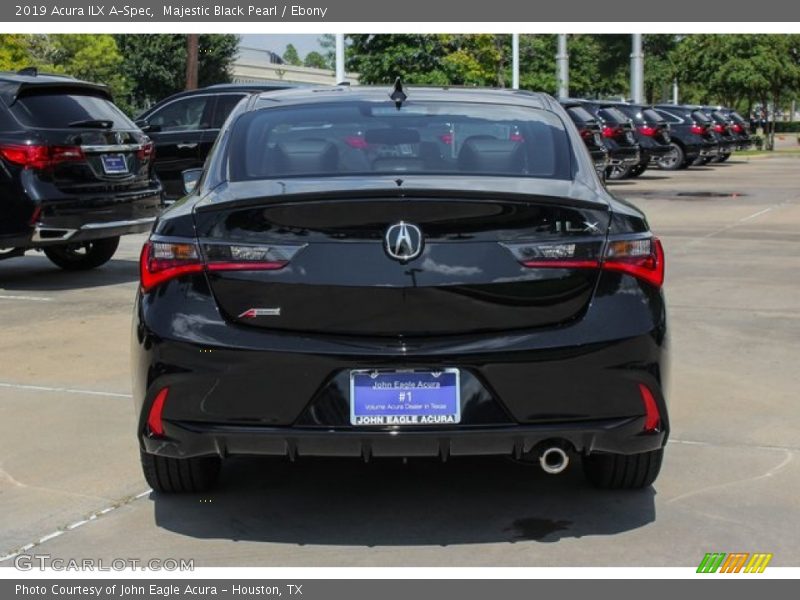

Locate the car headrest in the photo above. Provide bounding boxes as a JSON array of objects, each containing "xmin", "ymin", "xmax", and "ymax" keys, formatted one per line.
[
  {"xmin": 457, "ymin": 137, "xmax": 526, "ymax": 174},
  {"xmin": 365, "ymin": 128, "xmax": 421, "ymax": 145},
  {"xmin": 273, "ymin": 140, "xmax": 339, "ymax": 175}
]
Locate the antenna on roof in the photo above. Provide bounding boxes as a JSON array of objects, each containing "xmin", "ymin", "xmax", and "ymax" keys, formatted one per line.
[
  {"xmin": 17, "ymin": 66, "xmax": 38, "ymax": 77},
  {"xmin": 389, "ymin": 77, "xmax": 407, "ymax": 109}
]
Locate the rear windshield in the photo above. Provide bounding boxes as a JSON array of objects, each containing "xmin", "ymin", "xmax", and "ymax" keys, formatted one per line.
[
  {"xmin": 10, "ymin": 92, "xmax": 135, "ymax": 129},
  {"xmin": 642, "ymin": 109, "xmax": 665, "ymax": 123},
  {"xmin": 692, "ymin": 110, "xmax": 712, "ymax": 124},
  {"xmin": 227, "ymin": 101, "xmax": 572, "ymax": 181},
  {"xmin": 566, "ymin": 106, "xmax": 596, "ymax": 124},
  {"xmin": 597, "ymin": 107, "xmax": 630, "ymax": 125}
]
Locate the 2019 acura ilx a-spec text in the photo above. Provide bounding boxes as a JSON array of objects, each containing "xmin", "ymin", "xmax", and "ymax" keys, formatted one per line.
[{"xmin": 133, "ymin": 84, "xmax": 668, "ymax": 493}]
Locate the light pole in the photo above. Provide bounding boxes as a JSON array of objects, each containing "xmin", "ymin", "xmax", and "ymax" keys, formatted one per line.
[
  {"xmin": 335, "ymin": 33, "xmax": 345, "ymax": 84},
  {"xmin": 556, "ymin": 34, "xmax": 569, "ymax": 99},
  {"xmin": 512, "ymin": 34, "xmax": 520, "ymax": 90},
  {"xmin": 631, "ymin": 33, "xmax": 644, "ymax": 103}
]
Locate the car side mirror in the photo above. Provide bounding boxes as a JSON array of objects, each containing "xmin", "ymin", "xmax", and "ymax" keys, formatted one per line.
[
  {"xmin": 182, "ymin": 168, "xmax": 203, "ymax": 195},
  {"xmin": 135, "ymin": 119, "xmax": 160, "ymax": 133}
]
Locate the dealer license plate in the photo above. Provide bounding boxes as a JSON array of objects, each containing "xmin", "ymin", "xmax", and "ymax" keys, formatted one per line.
[
  {"xmin": 101, "ymin": 154, "xmax": 128, "ymax": 175},
  {"xmin": 350, "ymin": 369, "xmax": 461, "ymax": 426}
]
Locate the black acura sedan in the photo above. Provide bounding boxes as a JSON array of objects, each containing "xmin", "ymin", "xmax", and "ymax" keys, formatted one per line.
[{"xmin": 133, "ymin": 85, "xmax": 668, "ymax": 493}]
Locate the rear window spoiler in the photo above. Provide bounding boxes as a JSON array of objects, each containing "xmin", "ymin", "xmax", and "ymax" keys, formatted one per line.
[{"xmin": 0, "ymin": 81, "xmax": 112, "ymax": 107}]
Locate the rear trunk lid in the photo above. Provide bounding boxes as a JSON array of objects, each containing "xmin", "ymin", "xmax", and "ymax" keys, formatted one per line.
[
  {"xmin": 7, "ymin": 88, "xmax": 154, "ymax": 194},
  {"xmin": 194, "ymin": 179, "xmax": 610, "ymax": 337}
]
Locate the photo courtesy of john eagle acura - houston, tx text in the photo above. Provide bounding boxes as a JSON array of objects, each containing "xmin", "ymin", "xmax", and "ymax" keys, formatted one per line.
[{"xmin": 133, "ymin": 82, "xmax": 669, "ymax": 493}]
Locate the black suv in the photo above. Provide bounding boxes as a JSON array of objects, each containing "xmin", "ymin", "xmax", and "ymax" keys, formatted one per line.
[
  {"xmin": 653, "ymin": 104, "xmax": 719, "ymax": 170},
  {"xmin": 702, "ymin": 106, "xmax": 751, "ymax": 159},
  {"xmin": 559, "ymin": 99, "xmax": 609, "ymax": 176},
  {"xmin": 718, "ymin": 108, "xmax": 753, "ymax": 151},
  {"xmin": 608, "ymin": 102, "xmax": 673, "ymax": 177},
  {"xmin": 568, "ymin": 100, "xmax": 640, "ymax": 179},
  {"xmin": 135, "ymin": 83, "xmax": 293, "ymax": 199},
  {"xmin": 0, "ymin": 70, "xmax": 162, "ymax": 270}
]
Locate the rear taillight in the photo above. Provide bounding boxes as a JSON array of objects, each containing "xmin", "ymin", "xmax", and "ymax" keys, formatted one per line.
[
  {"xmin": 603, "ymin": 237, "xmax": 665, "ymax": 288},
  {"xmin": 732, "ymin": 123, "xmax": 744, "ymax": 134},
  {"xmin": 690, "ymin": 124, "xmax": 706, "ymax": 135},
  {"xmin": 137, "ymin": 141, "xmax": 155, "ymax": 160},
  {"xmin": 203, "ymin": 243, "xmax": 302, "ymax": 272},
  {"xmin": 639, "ymin": 383, "xmax": 661, "ymax": 432},
  {"xmin": 601, "ymin": 126, "xmax": 616, "ymax": 138},
  {"xmin": 439, "ymin": 133, "xmax": 454, "ymax": 145},
  {"xmin": 501, "ymin": 240, "xmax": 603, "ymax": 270},
  {"xmin": 344, "ymin": 135, "xmax": 369, "ymax": 149},
  {"xmin": 0, "ymin": 144, "xmax": 84, "ymax": 169},
  {"xmin": 638, "ymin": 126, "xmax": 658, "ymax": 137},
  {"xmin": 509, "ymin": 132, "xmax": 525, "ymax": 142},
  {"xmin": 139, "ymin": 240, "xmax": 304, "ymax": 292},
  {"xmin": 146, "ymin": 387, "xmax": 169, "ymax": 437},
  {"xmin": 139, "ymin": 241, "xmax": 203, "ymax": 292},
  {"xmin": 713, "ymin": 123, "xmax": 726, "ymax": 134},
  {"xmin": 501, "ymin": 236, "xmax": 665, "ymax": 289},
  {"xmin": 579, "ymin": 128, "xmax": 593, "ymax": 140}
]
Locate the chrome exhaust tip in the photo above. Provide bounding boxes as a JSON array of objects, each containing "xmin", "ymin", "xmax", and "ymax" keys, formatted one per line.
[{"xmin": 539, "ymin": 446, "xmax": 570, "ymax": 475}]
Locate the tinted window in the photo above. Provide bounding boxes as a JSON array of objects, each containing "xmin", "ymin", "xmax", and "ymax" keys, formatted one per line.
[
  {"xmin": 228, "ymin": 101, "xmax": 572, "ymax": 180},
  {"xmin": 148, "ymin": 96, "xmax": 210, "ymax": 131},
  {"xmin": 597, "ymin": 107, "xmax": 630, "ymax": 124},
  {"xmin": 692, "ymin": 110, "xmax": 712, "ymax": 124},
  {"xmin": 566, "ymin": 106, "xmax": 595, "ymax": 124},
  {"xmin": 642, "ymin": 109, "xmax": 665, "ymax": 123},
  {"xmin": 212, "ymin": 94, "xmax": 247, "ymax": 128},
  {"xmin": 10, "ymin": 92, "xmax": 134, "ymax": 129},
  {"xmin": 656, "ymin": 109, "xmax": 682, "ymax": 123}
]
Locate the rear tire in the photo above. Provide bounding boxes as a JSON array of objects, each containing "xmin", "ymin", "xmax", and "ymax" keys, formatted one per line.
[
  {"xmin": 717, "ymin": 152, "xmax": 731, "ymax": 163},
  {"xmin": 606, "ymin": 164, "xmax": 632, "ymax": 180},
  {"xmin": 43, "ymin": 237, "xmax": 120, "ymax": 270},
  {"xmin": 140, "ymin": 450, "xmax": 221, "ymax": 493},
  {"xmin": 628, "ymin": 164, "xmax": 647, "ymax": 178},
  {"xmin": 657, "ymin": 143, "xmax": 683, "ymax": 171},
  {"xmin": 582, "ymin": 448, "xmax": 664, "ymax": 490}
]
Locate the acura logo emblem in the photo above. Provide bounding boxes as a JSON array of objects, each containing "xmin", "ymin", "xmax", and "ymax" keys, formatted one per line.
[{"xmin": 384, "ymin": 221, "xmax": 423, "ymax": 262}]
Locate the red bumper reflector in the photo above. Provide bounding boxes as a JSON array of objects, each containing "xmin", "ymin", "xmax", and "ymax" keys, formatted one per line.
[
  {"xmin": 147, "ymin": 388, "xmax": 169, "ymax": 436},
  {"xmin": 639, "ymin": 383, "xmax": 661, "ymax": 432}
]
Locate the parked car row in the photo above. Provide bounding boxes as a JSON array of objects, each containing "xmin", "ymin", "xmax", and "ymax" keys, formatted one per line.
[{"xmin": 561, "ymin": 98, "xmax": 753, "ymax": 178}]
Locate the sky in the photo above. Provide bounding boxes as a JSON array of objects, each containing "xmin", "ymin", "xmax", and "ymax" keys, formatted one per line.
[{"xmin": 238, "ymin": 34, "xmax": 324, "ymax": 58}]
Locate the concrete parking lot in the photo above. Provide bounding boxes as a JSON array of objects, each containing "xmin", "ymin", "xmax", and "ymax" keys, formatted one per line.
[{"xmin": 1, "ymin": 155, "xmax": 798, "ymax": 567}]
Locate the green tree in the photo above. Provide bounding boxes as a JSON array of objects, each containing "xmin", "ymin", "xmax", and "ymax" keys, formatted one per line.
[
  {"xmin": 282, "ymin": 43, "xmax": 302, "ymax": 66},
  {"xmin": 318, "ymin": 34, "xmax": 336, "ymax": 69},
  {"xmin": 673, "ymin": 34, "xmax": 800, "ymax": 148},
  {"xmin": 517, "ymin": 35, "xmax": 605, "ymax": 97},
  {"xmin": 303, "ymin": 51, "xmax": 328, "ymax": 70},
  {"xmin": 0, "ymin": 35, "xmax": 33, "ymax": 71},
  {"xmin": 37, "ymin": 35, "xmax": 130, "ymax": 107},
  {"xmin": 347, "ymin": 35, "xmax": 450, "ymax": 85},
  {"xmin": 114, "ymin": 34, "xmax": 238, "ymax": 115}
]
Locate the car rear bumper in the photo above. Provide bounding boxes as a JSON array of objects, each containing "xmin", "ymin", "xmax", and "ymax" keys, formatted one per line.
[
  {"xmin": 606, "ymin": 146, "xmax": 640, "ymax": 166},
  {"xmin": 2, "ymin": 185, "xmax": 162, "ymax": 248},
  {"xmin": 133, "ymin": 271, "xmax": 669, "ymax": 460},
  {"xmin": 142, "ymin": 416, "xmax": 667, "ymax": 460},
  {"xmin": 30, "ymin": 216, "xmax": 157, "ymax": 245}
]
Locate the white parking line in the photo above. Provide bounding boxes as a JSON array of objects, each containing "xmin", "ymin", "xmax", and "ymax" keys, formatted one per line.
[
  {"xmin": 0, "ymin": 489, "xmax": 151, "ymax": 563},
  {"xmin": 738, "ymin": 206, "xmax": 773, "ymax": 222},
  {"xmin": 0, "ymin": 382, "xmax": 131, "ymax": 399},
  {"xmin": 0, "ymin": 294, "xmax": 52, "ymax": 302}
]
